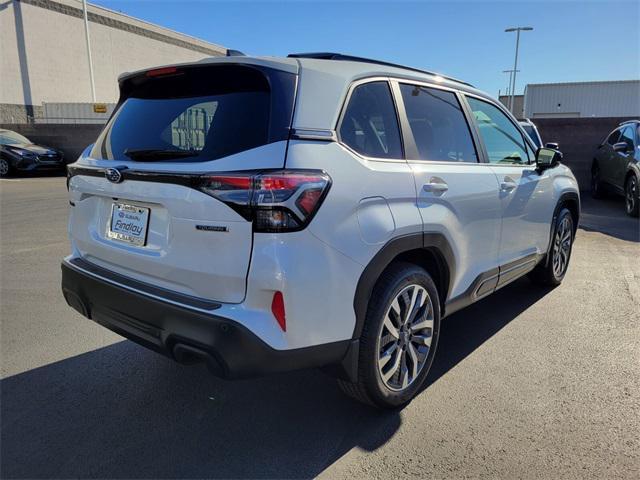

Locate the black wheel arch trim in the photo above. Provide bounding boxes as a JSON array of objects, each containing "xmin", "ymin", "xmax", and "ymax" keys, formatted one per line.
[
  {"xmin": 544, "ymin": 191, "xmax": 580, "ymax": 267},
  {"xmin": 351, "ymin": 232, "xmax": 455, "ymax": 340}
]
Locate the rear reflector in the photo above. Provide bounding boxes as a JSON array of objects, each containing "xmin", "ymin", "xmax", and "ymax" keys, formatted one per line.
[{"xmin": 271, "ymin": 291, "xmax": 286, "ymax": 331}]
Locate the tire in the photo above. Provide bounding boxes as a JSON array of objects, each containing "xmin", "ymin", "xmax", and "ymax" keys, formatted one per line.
[
  {"xmin": 0, "ymin": 157, "xmax": 12, "ymax": 178},
  {"xmin": 338, "ymin": 262, "xmax": 440, "ymax": 409},
  {"xmin": 529, "ymin": 208, "xmax": 575, "ymax": 287},
  {"xmin": 591, "ymin": 164, "xmax": 603, "ymax": 199},
  {"xmin": 625, "ymin": 174, "xmax": 639, "ymax": 218}
]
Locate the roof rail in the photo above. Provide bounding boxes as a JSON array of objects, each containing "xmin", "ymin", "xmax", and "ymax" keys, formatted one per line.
[
  {"xmin": 287, "ymin": 52, "xmax": 473, "ymax": 87},
  {"xmin": 618, "ymin": 119, "xmax": 640, "ymax": 126}
]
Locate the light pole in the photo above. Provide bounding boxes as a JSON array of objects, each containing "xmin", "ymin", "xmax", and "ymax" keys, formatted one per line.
[
  {"xmin": 502, "ymin": 70, "xmax": 512, "ymax": 97},
  {"xmin": 505, "ymin": 26, "xmax": 533, "ymax": 115},
  {"xmin": 82, "ymin": 0, "xmax": 97, "ymax": 102},
  {"xmin": 502, "ymin": 69, "xmax": 520, "ymax": 99}
]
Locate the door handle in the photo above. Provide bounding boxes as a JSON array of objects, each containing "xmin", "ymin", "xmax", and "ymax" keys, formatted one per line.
[
  {"xmin": 500, "ymin": 177, "xmax": 517, "ymax": 192},
  {"xmin": 423, "ymin": 179, "xmax": 448, "ymax": 194}
]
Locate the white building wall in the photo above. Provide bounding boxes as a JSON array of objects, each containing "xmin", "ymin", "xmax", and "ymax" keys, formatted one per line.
[
  {"xmin": 0, "ymin": 0, "xmax": 226, "ymax": 107},
  {"xmin": 524, "ymin": 80, "xmax": 640, "ymax": 118}
]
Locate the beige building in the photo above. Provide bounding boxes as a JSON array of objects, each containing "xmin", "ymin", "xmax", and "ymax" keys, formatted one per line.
[
  {"xmin": 498, "ymin": 94, "xmax": 524, "ymax": 120},
  {"xmin": 1, "ymin": 0, "xmax": 226, "ymax": 122}
]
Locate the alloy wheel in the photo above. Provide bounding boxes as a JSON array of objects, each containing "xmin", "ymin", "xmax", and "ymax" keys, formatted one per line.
[
  {"xmin": 552, "ymin": 216, "xmax": 572, "ymax": 278},
  {"xmin": 0, "ymin": 159, "xmax": 9, "ymax": 176},
  {"xmin": 626, "ymin": 176, "xmax": 637, "ymax": 214},
  {"xmin": 377, "ymin": 284, "xmax": 434, "ymax": 391}
]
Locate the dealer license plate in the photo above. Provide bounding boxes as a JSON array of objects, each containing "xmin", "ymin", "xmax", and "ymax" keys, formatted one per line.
[{"xmin": 107, "ymin": 203, "xmax": 150, "ymax": 246}]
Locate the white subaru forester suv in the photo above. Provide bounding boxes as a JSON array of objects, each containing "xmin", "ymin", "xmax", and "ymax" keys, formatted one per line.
[{"xmin": 62, "ymin": 53, "xmax": 580, "ymax": 408}]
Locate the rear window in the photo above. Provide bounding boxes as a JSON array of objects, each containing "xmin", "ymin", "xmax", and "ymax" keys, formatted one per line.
[
  {"xmin": 91, "ymin": 65, "xmax": 296, "ymax": 162},
  {"xmin": 607, "ymin": 129, "xmax": 621, "ymax": 145}
]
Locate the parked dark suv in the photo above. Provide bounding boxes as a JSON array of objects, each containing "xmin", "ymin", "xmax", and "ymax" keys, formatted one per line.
[{"xmin": 591, "ymin": 120, "xmax": 640, "ymax": 217}]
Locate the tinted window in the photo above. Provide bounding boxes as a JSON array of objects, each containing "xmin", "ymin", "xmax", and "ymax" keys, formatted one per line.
[
  {"xmin": 467, "ymin": 97, "xmax": 530, "ymax": 164},
  {"xmin": 521, "ymin": 124, "xmax": 541, "ymax": 148},
  {"xmin": 91, "ymin": 65, "xmax": 295, "ymax": 162},
  {"xmin": 607, "ymin": 129, "xmax": 621, "ymax": 145},
  {"xmin": 620, "ymin": 126, "xmax": 635, "ymax": 151},
  {"xmin": 339, "ymin": 82, "xmax": 403, "ymax": 159},
  {"xmin": 400, "ymin": 84, "xmax": 477, "ymax": 162}
]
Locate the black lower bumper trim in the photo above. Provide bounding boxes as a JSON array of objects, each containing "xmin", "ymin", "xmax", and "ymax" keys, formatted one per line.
[{"xmin": 61, "ymin": 260, "xmax": 350, "ymax": 379}]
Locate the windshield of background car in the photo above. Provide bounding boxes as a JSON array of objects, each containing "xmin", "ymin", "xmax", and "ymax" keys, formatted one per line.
[{"xmin": 0, "ymin": 131, "xmax": 31, "ymax": 145}]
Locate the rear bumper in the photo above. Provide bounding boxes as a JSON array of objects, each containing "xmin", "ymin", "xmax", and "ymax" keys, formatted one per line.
[{"xmin": 61, "ymin": 259, "xmax": 350, "ymax": 379}]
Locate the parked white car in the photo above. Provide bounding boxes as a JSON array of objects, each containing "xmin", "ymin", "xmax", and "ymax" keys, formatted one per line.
[
  {"xmin": 62, "ymin": 53, "xmax": 580, "ymax": 408},
  {"xmin": 519, "ymin": 118, "xmax": 543, "ymax": 149}
]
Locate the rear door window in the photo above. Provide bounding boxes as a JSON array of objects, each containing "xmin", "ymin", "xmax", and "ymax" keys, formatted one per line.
[
  {"xmin": 91, "ymin": 65, "xmax": 295, "ymax": 162},
  {"xmin": 400, "ymin": 84, "xmax": 478, "ymax": 162},
  {"xmin": 619, "ymin": 126, "xmax": 635, "ymax": 152},
  {"xmin": 339, "ymin": 81, "xmax": 403, "ymax": 159}
]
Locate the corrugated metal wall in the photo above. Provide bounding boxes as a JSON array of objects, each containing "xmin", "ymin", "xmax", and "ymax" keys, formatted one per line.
[
  {"xmin": 40, "ymin": 103, "xmax": 116, "ymax": 124},
  {"xmin": 524, "ymin": 81, "xmax": 640, "ymax": 119}
]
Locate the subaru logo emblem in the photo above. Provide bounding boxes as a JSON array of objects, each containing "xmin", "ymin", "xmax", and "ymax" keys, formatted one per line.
[{"xmin": 105, "ymin": 167, "xmax": 125, "ymax": 183}]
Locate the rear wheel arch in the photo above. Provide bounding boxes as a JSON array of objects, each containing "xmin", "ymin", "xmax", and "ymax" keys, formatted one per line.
[
  {"xmin": 624, "ymin": 170, "xmax": 639, "ymax": 217},
  {"xmin": 393, "ymin": 248, "xmax": 449, "ymax": 312},
  {"xmin": 352, "ymin": 232, "xmax": 454, "ymax": 340}
]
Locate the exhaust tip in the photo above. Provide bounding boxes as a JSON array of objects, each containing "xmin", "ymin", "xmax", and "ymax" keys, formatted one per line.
[
  {"xmin": 62, "ymin": 289, "xmax": 90, "ymax": 318},
  {"xmin": 172, "ymin": 343, "xmax": 226, "ymax": 376}
]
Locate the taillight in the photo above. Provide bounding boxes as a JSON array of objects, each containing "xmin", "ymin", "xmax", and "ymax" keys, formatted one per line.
[{"xmin": 197, "ymin": 170, "xmax": 331, "ymax": 232}]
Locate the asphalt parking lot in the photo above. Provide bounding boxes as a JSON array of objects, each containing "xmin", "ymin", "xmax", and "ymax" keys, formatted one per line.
[{"xmin": 1, "ymin": 175, "xmax": 639, "ymax": 479}]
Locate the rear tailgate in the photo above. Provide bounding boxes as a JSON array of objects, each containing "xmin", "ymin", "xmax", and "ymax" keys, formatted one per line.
[{"xmin": 67, "ymin": 61, "xmax": 297, "ymax": 303}]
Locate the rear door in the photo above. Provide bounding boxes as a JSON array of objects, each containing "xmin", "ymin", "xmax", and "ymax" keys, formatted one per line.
[
  {"xmin": 464, "ymin": 95, "xmax": 556, "ymax": 268},
  {"xmin": 395, "ymin": 81, "xmax": 503, "ymax": 300},
  {"xmin": 68, "ymin": 62, "xmax": 297, "ymax": 303},
  {"xmin": 599, "ymin": 128, "xmax": 621, "ymax": 186},
  {"xmin": 614, "ymin": 125, "xmax": 636, "ymax": 189}
]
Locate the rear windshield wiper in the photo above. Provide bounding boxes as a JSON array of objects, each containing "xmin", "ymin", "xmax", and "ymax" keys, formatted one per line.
[{"xmin": 123, "ymin": 148, "xmax": 199, "ymax": 161}]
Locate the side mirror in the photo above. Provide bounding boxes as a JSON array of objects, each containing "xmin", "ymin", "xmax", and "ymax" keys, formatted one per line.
[
  {"xmin": 545, "ymin": 142, "xmax": 559, "ymax": 150},
  {"xmin": 613, "ymin": 142, "xmax": 630, "ymax": 153},
  {"xmin": 536, "ymin": 147, "xmax": 562, "ymax": 171}
]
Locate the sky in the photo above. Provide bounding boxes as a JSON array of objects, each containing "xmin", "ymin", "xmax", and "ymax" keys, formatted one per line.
[{"xmin": 92, "ymin": 0, "xmax": 640, "ymax": 96}]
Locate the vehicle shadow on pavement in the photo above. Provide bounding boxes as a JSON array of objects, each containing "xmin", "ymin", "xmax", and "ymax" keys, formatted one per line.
[
  {"xmin": 425, "ymin": 277, "xmax": 548, "ymax": 390},
  {"xmin": 578, "ymin": 195, "xmax": 639, "ymax": 242},
  {"xmin": 1, "ymin": 278, "xmax": 547, "ymax": 479}
]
